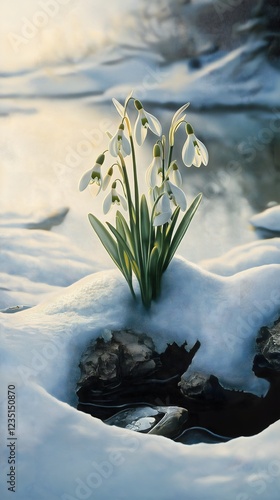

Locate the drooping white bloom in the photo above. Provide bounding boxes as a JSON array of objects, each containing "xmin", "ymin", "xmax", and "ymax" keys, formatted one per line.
[
  {"xmin": 182, "ymin": 123, "xmax": 209, "ymax": 168},
  {"xmin": 109, "ymin": 123, "xmax": 131, "ymax": 157},
  {"xmin": 166, "ymin": 162, "xmax": 183, "ymax": 187},
  {"xmin": 78, "ymin": 154, "xmax": 105, "ymax": 193},
  {"xmin": 153, "ymin": 192, "xmax": 172, "ymax": 226},
  {"xmin": 134, "ymin": 100, "xmax": 162, "ymax": 146},
  {"xmin": 103, "ymin": 182, "xmax": 127, "ymax": 215},
  {"xmin": 102, "ymin": 166, "xmax": 114, "ymax": 191},
  {"xmin": 145, "ymin": 144, "xmax": 162, "ymax": 188},
  {"xmin": 165, "ymin": 180, "xmax": 187, "ymax": 211}
]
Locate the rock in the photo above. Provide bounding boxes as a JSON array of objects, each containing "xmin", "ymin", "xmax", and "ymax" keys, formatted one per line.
[
  {"xmin": 76, "ymin": 329, "xmax": 199, "ymax": 420},
  {"xmin": 0, "ymin": 305, "xmax": 31, "ymax": 314},
  {"xmin": 254, "ymin": 318, "xmax": 280, "ymax": 377},
  {"xmin": 179, "ymin": 373, "xmax": 226, "ymax": 403},
  {"xmin": 105, "ymin": 405, "xmax": 189, "ymax": 439},
  {"xmin": 148, "ymin": 406, "xmax": 189, "ymax": 439},
  {"xmin": 0, "ymin": 207, "xmax": 69, "ymax": 231},
  {"xmin": 25, "ymin": 207, "xmax": 69, "ymax": 230}
]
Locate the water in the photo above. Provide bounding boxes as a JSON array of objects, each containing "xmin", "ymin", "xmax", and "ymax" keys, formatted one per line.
[{"xmin": 1, "ymin": 0, "xmax": 279, "ymax": 267}]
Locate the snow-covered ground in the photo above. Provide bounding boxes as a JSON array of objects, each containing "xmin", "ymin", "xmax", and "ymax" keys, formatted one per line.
[
  {"xmin": 1, "ymin": 0, "xmax": 280, "ymax": 498},
  {"xmin": 1, "ymin": 256, "xmax": 280, "ymax": 500}
]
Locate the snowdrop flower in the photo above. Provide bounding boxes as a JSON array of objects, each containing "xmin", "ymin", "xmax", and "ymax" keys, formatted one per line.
[
  {"xmin": 102, "ymin": 166, "xmax": 114, "ymax": 191},
  {"xmin": 153, "ymin": 192, "xmax": 172, "ymax": 226},
  {"xmin": 103, "ymin": 181, "xmax": 127, "ymax": 215},
  {"xmin": 78, "ymin": 154, "xmax": 105, "ymax": 193},
  {"xmin": 145, "ymin": 144, "xmax": 162, "ymax": 188},
  {"xmin": 166, "ymin": 162, "xmax": 183, "ymax": 187},
  {"xmin": 109, "ymin": 123, "xmax": 131, "ymax": 157},
  {"xmin": 165, "ymin": 180, "xmax": 187, "ymax": 211},
  {"xmin": 134, "ymin": 100, "xmax": 162, "ymax": 146},
  {"xmin": 182, "ymin": 123, "xmax": 209, "ymax": 168}
]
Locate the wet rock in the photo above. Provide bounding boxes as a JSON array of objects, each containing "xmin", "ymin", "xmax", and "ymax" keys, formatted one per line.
[
  {"xmin": 105, "ymin": 405, "xmax": 189, "ymax": 439},
  {"xmin": 254, "ymin": 318, "xmax": 280, "ymax": 378},
  {"xmin": 179, "ymin": 373, "xmax": 226, "ymax": 403},
  {"xmin": 76, "ymin": 330, "xmax": 199, "ymax": 420}
]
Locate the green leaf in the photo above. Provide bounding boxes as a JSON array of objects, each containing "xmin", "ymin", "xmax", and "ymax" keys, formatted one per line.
[
  {"xmin": 116, "ymin": 215, "xmax": 132, "ymax": 278},
  {"xmin": 163, "ymin": 193, "xmax": 202, "ymax": 271},
  {"xmin": 88, "ymin": 214, "xmax": 122, "ymax": 271},
  {"xmin": 116, "ymin": 211, "xmax": 134, "ymax": 252},
  {"xmin": 107, "ymin": 222, "xmax": 141, "ymax": 280},
  {"xmin": 149, "ymin": 245, "xmax": 160, "ymax": 299},
  {"xmin": 140, "ymin": 195, "xmax": 151, "ymax": 264}
]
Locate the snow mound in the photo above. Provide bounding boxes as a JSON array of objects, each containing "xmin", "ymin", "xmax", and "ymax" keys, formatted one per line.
[
  {"xmin": 201, "ymin": 238, "xmax": 280, "ymax": 276},
  {"xmin": 1, "ymin": 257, "xmax": 280, "ymax": 499},
  {"xmin": 0, "ymin": 226, "xmax": 99, "ymax": 309},
  {"xmin": 250, "ymin": 205, "xmax": 280, "ymax": 232}
]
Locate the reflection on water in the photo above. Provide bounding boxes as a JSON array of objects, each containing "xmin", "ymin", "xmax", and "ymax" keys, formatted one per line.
[{"xmin": 1, "ymin": 0, "xmax": 279, "ymax": 265}]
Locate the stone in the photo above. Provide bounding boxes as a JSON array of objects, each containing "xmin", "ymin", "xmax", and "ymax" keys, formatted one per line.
[{"xmin": 76, "ymin": 330, "xmax": 199, "ymax": 421}]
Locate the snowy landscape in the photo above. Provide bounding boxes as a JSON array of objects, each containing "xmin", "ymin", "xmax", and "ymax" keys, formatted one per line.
[{"xmin": 1, "ymin": 0, "xmax": 280, "ymax": 499}]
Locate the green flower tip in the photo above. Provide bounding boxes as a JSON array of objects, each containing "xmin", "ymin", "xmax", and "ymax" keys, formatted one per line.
[
  {"xmin": 172, "ymin": 162, "xmax": 178, "ymax": 170},
  {"xmin": 134, "ymin": 99, "xmax": 143, "ymax": 111},
  {"xmin": 119, "ymin": 123, "xmax": 125, "ymax": 131},
  {"xmin": 186, "ymin": 123, "xmax": 194, "ymax": 135},
  {"xmin": 153, "ymin": 144, "xmax": 161, "ymax": 157},
  {"xmin": 112, "ymin": 181, "xmax": 117, "ymax": 189},
  {"xmin": 96, "ymin": 153, "xmax": 105, "ymax": 165}
]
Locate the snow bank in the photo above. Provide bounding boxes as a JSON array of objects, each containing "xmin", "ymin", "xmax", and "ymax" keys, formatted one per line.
[
  {"xmin": 1, "ymin": 256, "xmax": 280, "ymax": 499},
  {"xmin": 201, "ymin": 238, "xmax": 280, "ymax": 276},
  {"xmin": 250, "ymin": 205, "xmax": 280, "ymax": 232},
  {"xmin": 0, "ymin": 227, "xmax": 98, "ymax": 309}
]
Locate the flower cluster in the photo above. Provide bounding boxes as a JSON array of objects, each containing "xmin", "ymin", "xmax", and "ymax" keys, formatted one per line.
[{"xmin": 79, "ymin": 94, "xmax": 208, "ymax": 308}]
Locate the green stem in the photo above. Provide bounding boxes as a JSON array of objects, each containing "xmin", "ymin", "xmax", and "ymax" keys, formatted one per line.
[{"xmin": 167, "ymin": 145, "xmax": 174, "ymax": 169}]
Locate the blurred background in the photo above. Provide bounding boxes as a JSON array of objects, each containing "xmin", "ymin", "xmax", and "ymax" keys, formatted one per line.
[{"xmin": 0, "ymin": 0, "xmax": 279, "ymax": 265}]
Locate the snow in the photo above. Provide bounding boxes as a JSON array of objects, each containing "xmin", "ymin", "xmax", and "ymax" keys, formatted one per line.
[
  {"xmin": 250, "ymin": 205, "xmax": 280, "ymax": 232},
  {"xmin": 0, "ymin": 223, "xmax": 100, "ymax": 309},
  {"xmin": 1, "ymin": 0, "xmax": 280, "ymax": 497},
  {"xmin": 201, "ymin": 238, "xmax": 280, "ymax": 276},
  {"xmin": 1, "ymin": 255, "xmax": 280, "ymax": 499}
]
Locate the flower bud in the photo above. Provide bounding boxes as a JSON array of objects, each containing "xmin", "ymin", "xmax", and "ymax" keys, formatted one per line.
[
  {"xmin": 134, "ymin": 99, "xmax": 143, "ymax": 111},
  {"xmin": 153, "ymin": 144, "xmax": 161, "ymax": 158},
  {"xmin": 186, "ymin": 123, "xmax": 194, "ymax": 135},
  {"xmin": 96, "ymin": 153, "xmax": 105, "ymax": 165}
]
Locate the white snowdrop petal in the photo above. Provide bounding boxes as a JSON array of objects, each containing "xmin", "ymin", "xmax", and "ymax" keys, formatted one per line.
[
  {"xmin": 134, "ymin": 113, "xmax": 144, "ymax": 146},
  {"xmin": 88, "ymin": 182, "xmax": 102, "ymax": 197},
  {"xmin": 109, "ymin": 133, "xmax": 119, "ymax": 157},
  {"xmin": 173, "ymin": 168, "xmax": 183, "ymax": 187},
  {"xmin": 103, "ymin": 192, "xmax": 112, "ymax": 214},
  {"xmin": 102, "ymin": 173, "xmax": 112, "ymax": 191},
  {"xmin": 182, "ymin": 136, "xmax": 196, "ymax": 167},
  {"xmin": 168, "ymin": 182, "xmax": 187, "ymax": 211},
  {"xmin": 119, "ymin": 195, "xmax": 128, "ymax": 211},
  {"xmin": 78, "ymin": 168, "xmax": 94, "ymax": 191},
  {"xmin": 193, "ymin": 151, "xmax": 202, "ymax": 168},
  {"xmin": 121, "ymin": 134, "xmax": 131, "ymax": 156},
  {"xmin": 153, "ymin": 212, "xmax": 170, "ymax": 226},
  {"xmin": 146, "ymin": 111, "xmax": 162, "ymax": 136},
  {"xmin": 197, "ymin": 139, "xmax": 209, "ymax": 165}
]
